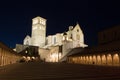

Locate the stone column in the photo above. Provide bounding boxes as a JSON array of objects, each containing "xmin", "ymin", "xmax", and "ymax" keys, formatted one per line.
[
  {"xmin": 2, "ymin": 49, "xmax": 5, "ymax": 66},
  {"xmin": 0, "ymin": 48, "xmax": 2, "ymax": 66},
  {"xmin": 4, "ymin": 50, "xmax": 6, "ymax": 66},
  {"xmin": 119, "ymin": 53, "xmax": 120, "ymax": 66}
]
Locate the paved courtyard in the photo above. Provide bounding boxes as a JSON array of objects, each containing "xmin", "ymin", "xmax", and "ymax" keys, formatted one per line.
[{"xmin": 0, "ymin": 62, "xmax": 120, "ymax": 80}]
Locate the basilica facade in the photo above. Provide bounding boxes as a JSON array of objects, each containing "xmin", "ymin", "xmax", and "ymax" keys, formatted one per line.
[{"xmin": 22, "ymin": 16, "xmax": 87, "ymax": 62}]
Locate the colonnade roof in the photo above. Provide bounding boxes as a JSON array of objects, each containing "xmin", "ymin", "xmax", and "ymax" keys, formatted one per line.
[
  {"xmin": 68, "ymin": 41, "xmax": 120, "ymax": 57},
  {"xmin": 0, "ymin": 42, "xmax": 18, "ymax": 55}
]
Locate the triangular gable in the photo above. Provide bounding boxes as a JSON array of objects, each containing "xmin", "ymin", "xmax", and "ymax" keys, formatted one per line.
[{"xmin": 73, "ymin": 23, "xmax": 83, "ymax": 33}]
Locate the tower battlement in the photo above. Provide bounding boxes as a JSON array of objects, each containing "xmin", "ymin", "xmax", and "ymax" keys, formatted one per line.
[{"xmin": 31, "ymin": 16, "xmax": 47, "ymax": 47}]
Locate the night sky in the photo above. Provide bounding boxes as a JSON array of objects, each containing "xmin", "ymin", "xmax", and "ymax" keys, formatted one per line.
[{"xmin": 0, "ymin": 0, "xmax": 120, "ymax": 48}]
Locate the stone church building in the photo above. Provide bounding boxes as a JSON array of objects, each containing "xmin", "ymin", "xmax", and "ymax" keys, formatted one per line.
[{"xmin": 16, "ymin": 16, "xmax": 87, "ymax": 62}]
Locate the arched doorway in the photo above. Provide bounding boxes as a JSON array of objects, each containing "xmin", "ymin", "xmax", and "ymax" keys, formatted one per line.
[
  {"xmin": 107, "ymin": 54, "xmax": 112, "ymax": 65},
  {"xmin": 81, "ymin": 56, "xmax": 83, "ymax": 64},
  {"xmin": 78, "ymin": 57, "xmax": 81, "ymax": 63},
  {"xmin": 0, "ymin": 48, "xmax": 2, "ymax": 66},
  {"xmin": 101, "ymin": 55, "xmax": 107, "ymax": 65},
  {"xmin": 96, "ymin": 55, "xmax": 101, "ymax": 65},
  {"xmin": 92, "ymin": 55, "xmax": 97, "ymax": 64},
  {"xmin": 89, "ymin": 56, "xmax": 92, "ymax": 64},
  {"xmin": 83, "ymin": 56, "xmax": 86, "ymax": 64},
  {"xmin": 113, "ymin": 54, "xmax": 119, "ymax": 66},
  {"xmin": 86, "ymin": 56, "xmax": 89, "ymax": 64},
  {"xmin": 80, "ymin": 56, "xmax": 82, "ymax": 64}
]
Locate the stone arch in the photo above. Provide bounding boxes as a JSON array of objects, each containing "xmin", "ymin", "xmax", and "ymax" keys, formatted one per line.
[
  {"xmin": 2, "ymin": 49, "xmax": 5, "ymax": 66},
  {"xmin": 75, "ymin": 57, "xmax": 78, "ymax": 63},
  {"xmin": 77, "ymin": 56, "xmax": 80, "ymax": 63},
  {"xmin": 113, "ymin": 53, "xmax": 119, "ymax": 66},
  {"xmin": 71, "ymin": 57, "xmax": 73, "ymax": 63},
  {"xmin": 86, "ymin": 56, "xmax": 89, "ymax": 64},
  {"xmin": 76, "ymin": 57, "xmax": 79, "ymax": 63},
  {"xmin": 73, "ymin": 57, "xmax": 77, "ymax": 63},
  {"xmin": 78, "ymin": 57, "xmax": 81, "ymax": 63},
  {"xmin": 83, "ymin": 56, "xmax": 86, "ymax": 64},
  {"xmin": 76, "ymin": 57, "xmax": 79, "ymax": 62},
  {"xmin": 89, "ymin": 56, "xmax": 92, "ymax": 64},
  {"xmin": 101, "ymin": 54, "xmax": 107, "ymax": 65},
  {"xmin": 72, "ymin": 57, "xmax": 75, "ymax": 63},
  {"xmin": 107, "ymin": 54, "xmax": 112, "ymax": 65},
  {"xmin": 96, "ymin": 55, "xmax": 101, "ymax": 65},
  {"xmin": 80, "ymin": 56, "xmax": 84, "ymax": 64},
  {"xmin": 75, "ymin": 57, "xmax": 77, "ymax": 63},
  {"xmin": 92, "ymin": 55, "xmax": 97, "ymax": 64},
  {"xmin": 79, "ymin": 56, "xmax": 82, "ymax": 63},
  {"xmin": 79, "ymin": 56, "xmax": 81, "ymax": 63},
  {"xmin": 0, "ymin": 48, "xmax": 2, "ymax": 66}
]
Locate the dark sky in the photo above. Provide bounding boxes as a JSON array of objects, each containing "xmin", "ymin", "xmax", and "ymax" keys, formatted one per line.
[{"xmin": 0, "ymin": 0, "xmax": 120, "ymax": 48}]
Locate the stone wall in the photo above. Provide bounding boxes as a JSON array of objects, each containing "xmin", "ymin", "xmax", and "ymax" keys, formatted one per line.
[{"xmin": 0, "ymin": 42, "xmax": 21, "ymax": 66}]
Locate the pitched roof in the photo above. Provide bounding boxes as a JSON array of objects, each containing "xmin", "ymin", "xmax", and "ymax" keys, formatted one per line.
[{"xmin": 0, "ymin": 42, "xmax": 18, "ymax": 55}]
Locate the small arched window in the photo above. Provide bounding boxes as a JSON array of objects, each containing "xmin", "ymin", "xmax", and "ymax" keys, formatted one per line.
[{"xmin": 26, "ymin": 41, "xmax": 29, "ymax": 45}]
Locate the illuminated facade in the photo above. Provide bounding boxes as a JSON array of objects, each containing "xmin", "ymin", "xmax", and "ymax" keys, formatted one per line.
[
  {"xmin": 23, "ymin": 16, "xmax": 87, "ymax": 62},
  {"xmin": 31, "ymin": 17, "xmax": 46, "ymax": 47},
  {"xmin": 24, "ymin": 17, "xmax": 46, "ymax": 47},
  {"xmin": 45, "ymin": 24, "xmax": 87, "ymax": 48},
  {"xmin": 23, "ymin": 35, "xmax": 31, "ymax": 45}
]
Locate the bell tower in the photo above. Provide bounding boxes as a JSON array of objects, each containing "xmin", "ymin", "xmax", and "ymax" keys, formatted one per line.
[{"xmin": 31, "ymin": 16, "xmax": 47, "ymax": 47}]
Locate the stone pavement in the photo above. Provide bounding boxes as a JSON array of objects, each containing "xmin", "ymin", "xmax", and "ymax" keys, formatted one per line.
[{"xmin": 0, "ymin": 62, "xmax": 120, "ymax": 80}]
